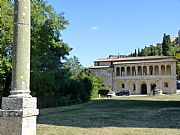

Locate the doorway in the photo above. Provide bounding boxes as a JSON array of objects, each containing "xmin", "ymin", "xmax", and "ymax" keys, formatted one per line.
[{"xmin": 141, "ymin": 84, "xmax": 147, "ymax": 94}]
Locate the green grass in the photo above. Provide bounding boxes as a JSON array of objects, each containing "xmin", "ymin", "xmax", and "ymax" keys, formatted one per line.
[{"xmin": 37, "ymin": 95, "xmax": 180, "ymax": 135}]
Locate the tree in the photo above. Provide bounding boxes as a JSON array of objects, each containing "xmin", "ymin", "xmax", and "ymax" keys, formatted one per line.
[
  {"xmin": 162, "ymin": 33, "xmax": 173, "ymax": 56},
  {"xmin": 143, "ymin": 47, "xmax": 148, "ymax": 56},
  {"xmin": 0, "ymin": 0, "xmax": 13, "ymax": 101},
  {"xmin": 156, "ymin": 43, "xmax": 162, "ymax": 56},
  {"xmin": 30, "ymin": 0, "xmax": 72, "ymax": 107},
  {"xmin": 176, "ymin": 63, "xmax": 180, "ymax": 79},
  {"xmin": 132, "ymin": 49, "xmax": 138, "ymax": 57},
  {"xmin": 138, "ymin": 48, "xmax": 141, "ymax": 56},
  {"xmin": 135, "ymin": 49, "xmax": 137, "ymax": 57},
  {"xmin": 64, "ymin": 56, "xmax": 83, "ymax": 79},
  {"xmin": 0, "ymin": 0, "xmax": 73, "ymax": 108}
]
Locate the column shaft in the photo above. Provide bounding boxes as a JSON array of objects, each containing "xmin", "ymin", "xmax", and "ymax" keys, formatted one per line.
[{"xmin": 10, "ymin": 0, "xmax": 31, "ymax": 97}]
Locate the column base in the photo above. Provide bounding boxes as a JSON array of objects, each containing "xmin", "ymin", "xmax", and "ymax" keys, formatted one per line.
[
  {"xmin": 0, "ymin": 97, "xmax": 39, "ymax": 135},
  {"xmin": 0, "ymin": 116, "xmax": 37, "ymax": 135}
]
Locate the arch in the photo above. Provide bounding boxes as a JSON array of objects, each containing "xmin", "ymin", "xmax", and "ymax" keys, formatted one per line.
[
  {"xmin": 154, "ymin": 65, "xmax": 159, "ymax": 75},
  {"xmin": 132, "ymin": 66, "xmax": 136, "ymax": 76},
  {"xmin": 138, "ymin": 66, "xmax": 142, "ymax": 75},
  {"xmin": 121, "ymin": 67, "xmax": 125, "ymax": 76},
  {"xmin": 161, "ymin": 65, "xmax": 165, "ymax": 75},
  {"xmin": 141, "ymin": 84, "xmax": 147, "ymax": 94},
  {"xmin": 166, "ymin": 65, "xmax": 171, "ymax": 75},
  {"xmin": 127, "ymin": 67, "xmax": 131, "ymax": 76},
  {"xmin": 116, "ymin": 67, "xmax": 120, "ymax": 76},
  {"xmin": 143, "ymin": 66, "xmax": 147, "ymax": 75},
  {"xmin": 149, "ymin": 66, "xmax": 153, "ymax": 75}
]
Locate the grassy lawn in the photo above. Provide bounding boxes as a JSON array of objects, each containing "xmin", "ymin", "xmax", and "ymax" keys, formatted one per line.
[{"xmin": 37, "ymin": 95, "xmax": 180, "ymax": 135}]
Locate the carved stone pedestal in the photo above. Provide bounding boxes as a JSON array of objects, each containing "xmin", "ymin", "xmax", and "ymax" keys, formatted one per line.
[{"xmin": 0, "ymin": 97, "xmax": 39, "ymax": 135}]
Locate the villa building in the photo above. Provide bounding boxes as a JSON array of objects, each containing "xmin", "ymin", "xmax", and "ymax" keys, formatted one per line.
[{"xmin": 90, "ymin": 56, "xmax": 177, "ymax": 95}]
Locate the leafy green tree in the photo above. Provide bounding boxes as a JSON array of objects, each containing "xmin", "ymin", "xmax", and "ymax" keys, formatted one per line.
[
  {"xmin": 0, "ymin": 0, "xmax": 73, "ymax": 108},
  {"xmin": 143, "ymin": 47, "xmax": 148, "ymax": 56},
  {"xmin": 149, "ymin": 46, "xmax": 159, "ymax": 56},
  {"xmin": 156, "ymin": 43, "xmax": 162, "ymax": 56},
  {"xmin": 64, "ymin": 56, "xmax": 83, "ymax": 79},
  {"xmin": 90, "ymin": 74, "xmax": 103, "ymax": 98},
  {"xmin": 0, "ymin": 0, "xmax": 13, "ymax": 100},
  {"xmin": 30, "ymin": 0, "xmax": 72, "ymax": 107},
  {"xmin": 176, "ymin": 63, "xmax": 180, "ymax": 79}
]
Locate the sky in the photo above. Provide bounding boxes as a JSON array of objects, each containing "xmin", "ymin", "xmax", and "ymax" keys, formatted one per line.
[{"xmin": 47, "ymin": 0, "xmax": 180, "ymax": 67}]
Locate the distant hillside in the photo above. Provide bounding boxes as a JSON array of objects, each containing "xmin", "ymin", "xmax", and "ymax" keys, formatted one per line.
[
  {"xmin": 128, "ymin": 30, "xmax": 180, "ymax": 79},
  {"xmin": 129, "ymin": 30, "xmax": 180, "ymax": 58}
]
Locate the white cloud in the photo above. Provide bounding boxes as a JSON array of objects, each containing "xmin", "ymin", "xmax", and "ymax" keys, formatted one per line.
[{"xmin": 89, "ymin": 26, "xmax": 100, "ymax": 32}]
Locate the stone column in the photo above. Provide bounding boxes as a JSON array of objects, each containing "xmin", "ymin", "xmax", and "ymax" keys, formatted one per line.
[
  {"xmin": 147, "ymin": 81, "xmax": 151, "ymax": 95},
  {"xmin": 147, "ymin": 65, "xmax": 150, "ymax": 75},
  {"xmin": 141, "ymin": 66, "xmax": 143, "ymax": 76},
  {"xmin": 124, "ymin": 66, "xmax": 127, "ymax": 76},
  {"xmin": 11, "ymin": 0, "xmax": 31, "ymax": 98},
  {"xmin": 0, "ymin": 0, "xmax": 39, "ymax": 135},
  {"xmin": 135, "ymin": 66, "xmax": 138, "ymax": 76},
  {"xmin": 112, "ymin": 67, "xmax": 114, "ymax": 91},
  {"xmin": 159, "ymin": 65, "xmax": 161, "ymax": 75},
  {"xmin": 130, "ymin": 66, "xmax": 132, "ymax": 76}
]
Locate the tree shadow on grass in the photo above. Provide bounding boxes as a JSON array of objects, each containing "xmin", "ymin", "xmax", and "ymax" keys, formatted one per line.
[{"xmin": 38, "ymin": 99, "xmax": 180, "ymax": 129}]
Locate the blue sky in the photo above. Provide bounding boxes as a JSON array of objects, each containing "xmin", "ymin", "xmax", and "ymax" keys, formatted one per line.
[{"xmin": 47, "ymin": 0, "xmax": 180, "ymax": 67}]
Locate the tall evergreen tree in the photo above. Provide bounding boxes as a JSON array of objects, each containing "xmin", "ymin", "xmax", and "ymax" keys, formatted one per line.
[
  {"xmin": 134, "ymin": 49, "xmax": 137, "ymax": 57},
  {"xmin": 162, "ymin": 33, "xmax": 173, "ymax": 56},
  {"xmin": 138, "ymin": 48, "xmax": 141, "ymax": 56}
]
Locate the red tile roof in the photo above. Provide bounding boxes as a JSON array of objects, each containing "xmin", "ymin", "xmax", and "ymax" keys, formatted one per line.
[{"xmin": 94, "ymin": 56, "xmax": 176, "ymax": 62}]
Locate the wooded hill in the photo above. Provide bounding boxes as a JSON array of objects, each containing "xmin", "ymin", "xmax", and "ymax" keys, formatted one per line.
[{"xmin": 129, "ymin": 32, "xmax": 180, "ymax": 78}]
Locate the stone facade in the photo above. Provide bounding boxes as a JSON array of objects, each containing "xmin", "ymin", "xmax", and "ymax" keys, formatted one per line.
[{"xmin": 90, "ymin": 56, "xmax": 177, "ymax": 95}]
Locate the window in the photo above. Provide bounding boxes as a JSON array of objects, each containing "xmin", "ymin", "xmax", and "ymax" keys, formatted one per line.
[
  {"xmin": 164, "ymin": 82, "xmax": 168, "ymax": 88},
  {"xmin": 122, "ymin": 84, "xmax": 125, "ymax": 88},
  {"xmin": 121, "ymin": 67, "xmax": 125, "ymax": 76},
  {"xmin": 154, "ymin": 66, "xmax": 159, "ymax": 75},
  {"xmin": 166, "ymin": 65, "xmax": 171, "ymax": 75},
  {"xmin": 143, "ymin": 66, "xmax": 147, "ymax": 75},
  {"xmin": 138, "ymin": 66, "xmax": 142, "ymax": 75},
  {"xmin": 133, "ymin": 84, "xmax": 136, "ymax": 91},
  {"xmin": 127, "ymin": 67, "xmax": 131, "ymax": 76},
  {"xmin": 161, "ymin": 65, "xmax": 165, "ymax": 75},
  {"xmin": 132, "ymin": 66, "xmax": 136, "ymax": 76},
  {"xmin": 116, "ymin": 67, "xmax": 120, "ymax": 76},
  {"xmin": 149, "ymin": 66, "xmax": 153, "ymax": 75}
]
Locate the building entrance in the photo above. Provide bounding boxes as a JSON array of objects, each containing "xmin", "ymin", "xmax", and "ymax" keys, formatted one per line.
[{"xmin": 141, "ymin": 84, "xmax": 147, "ymax": 94}]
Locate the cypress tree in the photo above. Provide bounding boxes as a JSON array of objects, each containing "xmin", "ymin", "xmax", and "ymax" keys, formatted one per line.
[{"xmin": 162, "ymin": 33, "xmax": 173, "ymax": 56}]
